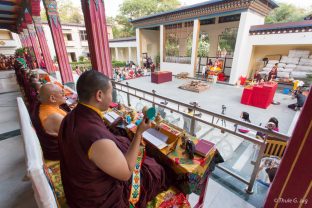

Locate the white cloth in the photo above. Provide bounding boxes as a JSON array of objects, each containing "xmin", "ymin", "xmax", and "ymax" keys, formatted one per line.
[{"xmin": 202, "ymin": 66, "xmax": 206, "ymax": 75}]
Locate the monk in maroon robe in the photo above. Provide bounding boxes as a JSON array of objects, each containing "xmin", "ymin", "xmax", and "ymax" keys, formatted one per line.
[{"xmin": 59, "ymin": 70, "xmax": 168, "ymax": 207}]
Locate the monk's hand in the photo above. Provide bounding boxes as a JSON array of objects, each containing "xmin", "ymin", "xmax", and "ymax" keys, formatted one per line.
[{"xmin": 136, "ymin": 116, "xmax": 151, "ymax": 136}]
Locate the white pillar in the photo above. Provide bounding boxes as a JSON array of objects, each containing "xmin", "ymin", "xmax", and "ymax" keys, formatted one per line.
[
  {"xmin": 191, "ymin": 19, "xmax": 200, "ymax": 77},
  {"xmin": 115, "ymin": 47, "xmax": 119, "ymax": 60},
  {"xmin": 160, "ymin": 25, "xmax": 164, "ymax": 70},
  {"xmin": 229, "ymin": 10, "xmax": 265, "ymax": 84},
  {"xmin": 136, "ymin": 28, "xmax": 141, "ymax": 66},
  {"xmin": 128, "ymin": 47, "xmax": 131, "ymax": 62}
]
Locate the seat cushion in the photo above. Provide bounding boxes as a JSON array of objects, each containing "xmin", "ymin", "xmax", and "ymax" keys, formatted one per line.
[
  {"xmin": 147, "ymin": 187, "xmax": 190, "ymax": 208},
  {"xmin": 44, "ymin": 161, "xmax": 66, "ymax": 207}
]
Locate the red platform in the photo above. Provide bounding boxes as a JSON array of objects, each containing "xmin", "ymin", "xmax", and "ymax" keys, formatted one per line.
[
  {"xmin": 241, "ymin": 82, "xmax": 278, "ymax": 109},
  {"xmin": 151, "ymin": 71, "xmax": 172, "ymax": 84}
]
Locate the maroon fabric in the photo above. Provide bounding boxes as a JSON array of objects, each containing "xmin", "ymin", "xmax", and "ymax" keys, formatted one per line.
[
  {"xmin": 59, "ymin": 104, "xmax": 167, "ymax": 208},
  {"xmin": 31, "ymin": 102, "xmax": 60, "ymax": 161}
]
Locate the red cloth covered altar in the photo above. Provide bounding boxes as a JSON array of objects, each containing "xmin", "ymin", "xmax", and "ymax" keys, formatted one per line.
[
  {"xmin": 241, "ymin": 82, "xmax": 278, "ymax": 109},
  {"xmin": 151, "ymin": 71, "xmax": 172, "ymax": 84}
]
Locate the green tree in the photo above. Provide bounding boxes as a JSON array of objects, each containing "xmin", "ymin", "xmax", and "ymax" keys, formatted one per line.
[
  {"xmin": 197, "ymin": 33, "xmax": 210, "ymax": 57},
  {"xmin": 113, "ymin": 0, "xmax": 180, "ymax": 38},
  {"xmin": 265, "ymin": 3, "xmax": 308, "ymax": 24},
  {"xmin": 41, "ymin": 0, "xmax": 83, "ymax": 24}
]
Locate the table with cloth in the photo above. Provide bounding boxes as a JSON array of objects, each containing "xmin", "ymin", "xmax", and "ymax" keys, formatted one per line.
[
  {"xmin": 121, "ymin": 117, "xmax": 224, "ymax": 208},
  {"xmin": 241, "ymin": 82, "xmax": 278, "ymax": 109},
  {"xmin": 151, "ymin": 71, "xmax": 172, "ymax": 84}
]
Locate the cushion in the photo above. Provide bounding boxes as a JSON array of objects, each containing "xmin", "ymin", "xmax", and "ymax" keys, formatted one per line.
[
  {"xmin": 259, "ymin": 71, "xmax": 269, "ymax": 75},
  {"xmin": 262, "ymin": 67, "xmax": 271, "ymax": 72},
  {"xmin": 277, "ymin": 72, "xmax": 290, "ymax": 78},
  {"xmin": 265, "ymin": 63, "xmax": 274, "ymax": 68},
  {"xmin": 285, "ymin": 64, "xmax": 297, "ymax": 69},
  {"xmin": 277, "ymin": 63, "xmax": 286, "ymax": 68},
  {"xmin": 288, "ymin": 50, "xmax": 310, "ymax": 58},
  {"xmin": 147, "ymin": 187, "xmax": 191, "ymax": 208},
  {"xmin": 268, "ymin": 60, "xmax": 279, "ymax": 64},
  {"xmin": 280, "ymin": 56, "xmax": 288, "ymax": 63},
  {"xmin": 291, "ymin": 71, "xmax": 308, "ymax": 79},
  {"xmin": 17, "ymin": 97, "xmax": 44, "ymax": 175},
  {"xmin": 43, "ymin": 161, "xmax": 66, "ymax": 207},
  {"xmin": 295, "ymin": 66, "xmax": 312, "ymax": 72},
  {"xmin": 299, "ymin": 58, "xmax": 312, "ymax": 66},
  {"xmin": 279, "ymin": 68, "xmax": 293, "ymax": 73},
  {"xmin": 280, "ymin": 56, "xmax": 300, "ymax": 64},
  {"xmin": 29, "ymin": 169, "xmax": 58, "ymax": 208}
]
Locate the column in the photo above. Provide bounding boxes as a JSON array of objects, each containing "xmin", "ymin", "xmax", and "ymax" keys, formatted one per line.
[
  {"xmin": 229, "ymin": 11, "xmax": 265, "ymax": 84},
  {"xmin": 81, "ymin": 0, "xmax": 112, "ymax": 78},
  {"xmin": 136, "ymin": 28, "xmax": 142, "ymax": 66},
  {"xmin": 191, "ymin": 19, "xmax": 200, "ymax": 77},
  {"xmin": 264, "ymin": 88, "xmax": 312, "ymax": 207},
  {"xmin": 27, "ymin": 24, "xmax": 42, "ymax": 68},
  {"xmin": 43, "ymin": 0, "xmax": 74, "ymax": 86},
  {"xmin": 33, "ymin": 16, "xmax": 55, "ymax": 73},
  {"xmin": 18, "ymin": 32, "xmax": 26, "ymax": 48},
  {"xmin": 160, "ymin": 25, "xmax": 164, "ymax": 69},
  {"xmin": 115, "ymin": 48, "xmax": 119, "ymax": 60},
  {"xmin": 22, "ymin": 28, "xmax": 32, "ymax": 48},
  {"xmin": 128, "ymin": 47, "xmax": 131, "ymax": 62}
]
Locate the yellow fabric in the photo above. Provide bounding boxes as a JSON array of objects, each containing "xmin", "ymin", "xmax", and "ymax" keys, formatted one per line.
[
  {"xmin": 39, "ymin": 104, "xmax": 67, "ymax": 124},
  {"xmin": 79, "ymin": 102, "xmax": 104, "ymax": 159},
  {"xmin": 210, "ymin": 66, "xmax": 221, "ymax": 72},
  {"xmin": 79, "ymin": 102, "xmax": 103, "ymax": 119}
]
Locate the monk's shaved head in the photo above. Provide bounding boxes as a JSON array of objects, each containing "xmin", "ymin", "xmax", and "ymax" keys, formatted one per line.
[
  {"xmin": 39, "ymin": 84, "xmax": 62, "ymax": 104},
  {"xmin": 77, "ymin": 70, "xmax": 111, "ymax": 103}
]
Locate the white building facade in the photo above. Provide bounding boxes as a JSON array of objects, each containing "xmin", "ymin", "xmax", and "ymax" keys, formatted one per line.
[{"xmin": 0, "ymin": 29, "xmax": 22, "ymax": 55}]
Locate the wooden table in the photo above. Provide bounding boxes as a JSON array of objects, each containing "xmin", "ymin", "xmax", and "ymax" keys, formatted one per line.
[
  {"xmin": 151, "ymin": 71, "xmax": 172, "ymax": 84},
  {"xmin": 123, "ymin": 120, "xmax": 223, "ymax": 208}
]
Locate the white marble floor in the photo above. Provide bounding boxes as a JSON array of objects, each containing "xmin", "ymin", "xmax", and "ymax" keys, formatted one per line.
[{"xmin": 0, "ymin": 71, "xmax": 36, "ymax": 207}]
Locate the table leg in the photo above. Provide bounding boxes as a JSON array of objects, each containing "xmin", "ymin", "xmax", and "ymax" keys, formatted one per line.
[{"xmin": 194, "ymin": 175, "xmax": 209, "ymax": 208}]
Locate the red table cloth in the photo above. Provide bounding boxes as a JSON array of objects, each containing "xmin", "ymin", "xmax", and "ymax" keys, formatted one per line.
[
  {"xmin": 151, "ymin": 71, "xmax": 172, "ymax": 84},
  {"xmin": 241, "ymin": 82, "xmax": 278, "ymax": 109}
]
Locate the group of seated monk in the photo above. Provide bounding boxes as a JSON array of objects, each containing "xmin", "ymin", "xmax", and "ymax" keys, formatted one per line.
[
  {"xmin": 0, "ymin": 54, "xmax": 15, "ymax": 70},
  {"xmin": 31, "ymin": 70, "xmax": 171, "ymax": 207}
]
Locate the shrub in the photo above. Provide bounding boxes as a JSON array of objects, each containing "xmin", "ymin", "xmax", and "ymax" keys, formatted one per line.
[{"xmin": 112, "ymin": 60, "xmax": 126, "ymax": 67}]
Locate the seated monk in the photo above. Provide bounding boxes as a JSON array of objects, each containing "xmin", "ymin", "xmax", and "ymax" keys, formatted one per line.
[
  {"xmin": 59, "ymin": 70, "xmax": 169, "ymax": 207},
  {"xmin": 32, "ymin": 83, "xmax": 67, "ymax": 161},
  {"xmin": 209, "ymin": 60, "xmax": 222, "ymax": 73}
]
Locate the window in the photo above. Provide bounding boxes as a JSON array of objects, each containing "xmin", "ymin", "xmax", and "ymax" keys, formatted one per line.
[
  {"xmin": 218, "ymin": 14, "xmax": 241, "ymax": 23},
  {"xmin": 200, "ymin": 18, "xmax": 215, "ymax": 25},
  {"xmin": 79, "ymin": 30, "xmax": 87, "ymax": 41},
  {"xmin": 66, "ymin": 34, "xmax": 73, "ymax": 41},
  {"xmin": 69, "ymin": 52, "xmax": 77, "ymax": 62}
]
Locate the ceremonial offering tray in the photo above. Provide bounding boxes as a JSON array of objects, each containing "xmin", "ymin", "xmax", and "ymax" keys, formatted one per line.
[{"xmin": 150, "ymin": 121, "xmax": 182, "ymax": 155}]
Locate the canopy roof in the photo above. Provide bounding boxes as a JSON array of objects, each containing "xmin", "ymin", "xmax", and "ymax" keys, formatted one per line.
[
  {"xmin": 0, "ymin": 0, "xmax": 40, "ymax": 33},
  {"xmin": 0, "ymin": 0, "xmax": 24, "ymax": 32},
  {"xmin": 131, "ymin": 0, "xmax": 278, "ymax": 28}
]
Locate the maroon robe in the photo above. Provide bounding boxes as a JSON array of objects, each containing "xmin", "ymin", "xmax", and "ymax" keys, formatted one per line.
[
  {"xmin": 59, "ymin": 103, "xmax": 167, "ymax": 208},
  {"xmin": 31, "ymin": 102, "xmax": 60, "ymax": 161}
]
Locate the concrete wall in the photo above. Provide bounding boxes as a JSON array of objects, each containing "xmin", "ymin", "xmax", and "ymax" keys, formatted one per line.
[
  {"xmin": 200, "ymin": 21, "xmax": 240, "ymax": 57},
  {"xmin": 161, "ymin": 62, "xmax": 193, "ymax": 75},
  {"xmin": 229, "ymin": 10, "xmax": 265, "ymax": 84},
  {"xmin": 141, "ymin": 29, "xmax": 160, "ymax": 63},
  {"xmin": 0, "ymin": 30, "xmax": 22, "ymax": 55}
]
